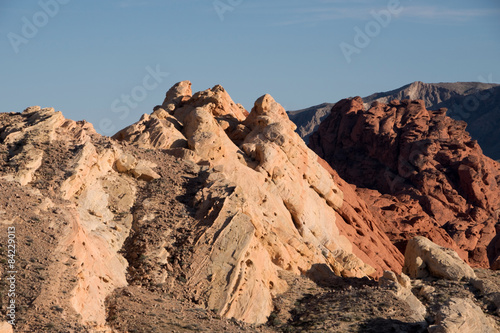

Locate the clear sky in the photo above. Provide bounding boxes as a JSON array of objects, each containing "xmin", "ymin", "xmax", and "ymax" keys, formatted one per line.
[{"xmin": 1, "ymin": 0, "xmax": 499, "ymax": 134}]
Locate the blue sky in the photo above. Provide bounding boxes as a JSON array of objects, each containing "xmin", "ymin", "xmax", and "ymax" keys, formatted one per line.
[{"xmin": 1, "ymin": 0, "xmax": 499, "ymax": 134}]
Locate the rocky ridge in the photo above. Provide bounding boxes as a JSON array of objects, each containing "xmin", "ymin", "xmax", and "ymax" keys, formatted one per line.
[
  {"xmin": 0, "ymin": 82, "xmax": 395, "ymax": 331},
  {"xmin": 362, "ymin": 81, "xmax": 499, "ymax": 109}
]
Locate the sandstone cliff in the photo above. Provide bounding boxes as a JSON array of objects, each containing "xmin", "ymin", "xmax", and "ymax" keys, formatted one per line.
[
  {"xmin": 309, "ymin": 97, "xmax": 500, "ymax": 270},
  {"xmin": 113, "ymin": 82, "xmax": 404, "ymax": 323}
]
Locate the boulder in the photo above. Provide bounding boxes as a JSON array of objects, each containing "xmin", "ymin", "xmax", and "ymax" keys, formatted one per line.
[{"xmin": 403, "ymin": 236, "xmax": 476, "ymax": 281}]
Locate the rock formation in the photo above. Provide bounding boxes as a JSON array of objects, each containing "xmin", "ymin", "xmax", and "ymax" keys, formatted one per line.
[
  {"xmin": 309, "ymin": 97, "xmax": 500, "ymax": 270},
  {"xmin": 290, "ymin": 82, "xmax": 500, "ymax": 160},
  {"xmin": 403, "ymin": 236, "xmax": 476, "ymax": 281},
  {"xmin": 0, "ymin": 107, "xmax": 139, "ymax": 331},
  {"xmin": 378, "ymin": 270, "xmax": 426, "ymax": 322},
  {"xmin": 0, "ymin": 82, "xmax": 405, "ymax": 331},
  {"xmin": 364, "ymin": 81, "xmax": 500, "ymax": 160},
  {"xmin": 428, "ymin": 298, "xmax": 496, "ymax": 333},
  {"xmin": 113, "ymin": 82, "xmax": 401, "ymax": 323}
]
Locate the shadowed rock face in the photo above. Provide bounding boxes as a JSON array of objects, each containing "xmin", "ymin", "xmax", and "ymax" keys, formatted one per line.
[
  {"xmin": 309, "ymin": 97, "xmax": 500, "ymax": 269},
  {"xmin": 364, "ymin": 81, "xmax": 500, "ymax": 160},
  {"xmin": 290, "ymin": 82, "xmax": 500, "ymax": 160}
]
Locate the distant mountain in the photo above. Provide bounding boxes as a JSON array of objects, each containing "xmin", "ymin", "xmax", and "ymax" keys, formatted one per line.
[
  {"xmin": 434, "ymin": 85, "xmax": 500, "ymax": 160},
  {"xmin": 287, "ymin": 103, "xmax": 334, "ymax": 143},
  {"xmin": 289, "ymin": 81, "xmax": 500, "ymax": 159},
  {"xmin": 363, "ymin": 81, "xmax": 499, "ymax": 108}
]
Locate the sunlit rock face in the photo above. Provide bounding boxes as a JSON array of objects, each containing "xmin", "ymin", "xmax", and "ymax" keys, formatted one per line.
[{"xmin": 309, "ymin": 97, "xmax": 500, "ymax": 270}]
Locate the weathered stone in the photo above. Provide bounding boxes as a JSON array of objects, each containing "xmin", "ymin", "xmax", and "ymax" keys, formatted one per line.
[
  {"xmin": 428, "ymin": 297, "xmax": 497, "ymax": 333},
  {"xmin": 115, "ymin": 153, "xmax": 137, "ymax": 173},
  {"xmin": 130, "ymin": 160, "xmax": 160, "ymax": 181},
  {"xmin": 113, "ymin": 113, "xmax": 187, "ymax": 150},
  {"xmin": 378, "ymin": 270, "xmax": 426, "ymax": 321},
  {"xmin": 418, "ymin": 285, "xmax": 436, "ymax": 301},
  {"xmin": 162, "ymin": 80, "xmax": 192, "ymax": 109},
  {"xmin": 403, "ymin": 236, "xmax": 476, "ymax": 281},
  {"xmin": 0, "ymin": 107, "xmax": 137, "ymax": 329}
]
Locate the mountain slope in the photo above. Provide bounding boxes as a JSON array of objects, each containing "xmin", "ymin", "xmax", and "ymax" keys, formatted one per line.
[
  {"xmin": 287, "ymin": 103, "xmax": 334, "ymax": 143},
  {"xmin": 362, "ymin": 81, "xmax": 499, "ymax": 107}
]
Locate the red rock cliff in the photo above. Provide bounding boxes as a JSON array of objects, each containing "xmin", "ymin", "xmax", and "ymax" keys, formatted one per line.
[{"xmin": 309, "ymin": 97, "xmax": 500, "ymax": 269}]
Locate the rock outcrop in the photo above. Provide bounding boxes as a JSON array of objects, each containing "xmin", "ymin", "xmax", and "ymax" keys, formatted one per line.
[
  {"xmin": 0, "ymin": 107, "xmax": 141, "ymax": 331},
  {"xmin": 363, "ymin": 82, "xmax": 500, "ymax": 160},
  {"xmin": 403, "ymin": 236, "xmax": 476, "ymax": 281},
  {"xmin": 309, "ymin": 97, "xmax": 500, "ymax": 269},
  {"xmin": 379, "ymin": 270, "xmax": 426, "ymax": 321}
]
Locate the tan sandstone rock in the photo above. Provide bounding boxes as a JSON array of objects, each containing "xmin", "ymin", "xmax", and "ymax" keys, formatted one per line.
[
  {"xmin": 0, "ymin": 107, "xmax": 146, "ymax": 330},
  {"xmin": 112, "ymin": 82, "xmax": 380, "ymax": 324},
  {"xmin": 428, "ymin": 297, "xmax": 497, "ymax": 333},
  {"xmin": 113, "ymin": 113, "xmax": 187, "ymax": 149},
  {"xmin": 0, "ymin": 322, "xmax": 13, "ymax": 333},
  {"xmin": 403, "ymin": 236, "xmax": 476, "ymax": 281}
]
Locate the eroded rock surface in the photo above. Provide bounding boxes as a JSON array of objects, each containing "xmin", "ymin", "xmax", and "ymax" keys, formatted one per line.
[
  {"xmin": 113, "ymin": 83, "xmax": 384, "ymax": 324},
  {"xmin": 309, "ymin": 97, "xmax": 500, "ymax": 269},
  {"xmin": 0, "ymin": 107, "xmax": 144, "ymax": 331},
  {"xmin": 379, "ymin": 270, "xmax": 426, "ymax": 321}
]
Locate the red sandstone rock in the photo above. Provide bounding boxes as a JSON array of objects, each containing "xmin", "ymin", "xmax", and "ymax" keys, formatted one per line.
[{"xmin": 309, "ymin": 98, "xmax": 500, "ymax": 269}]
